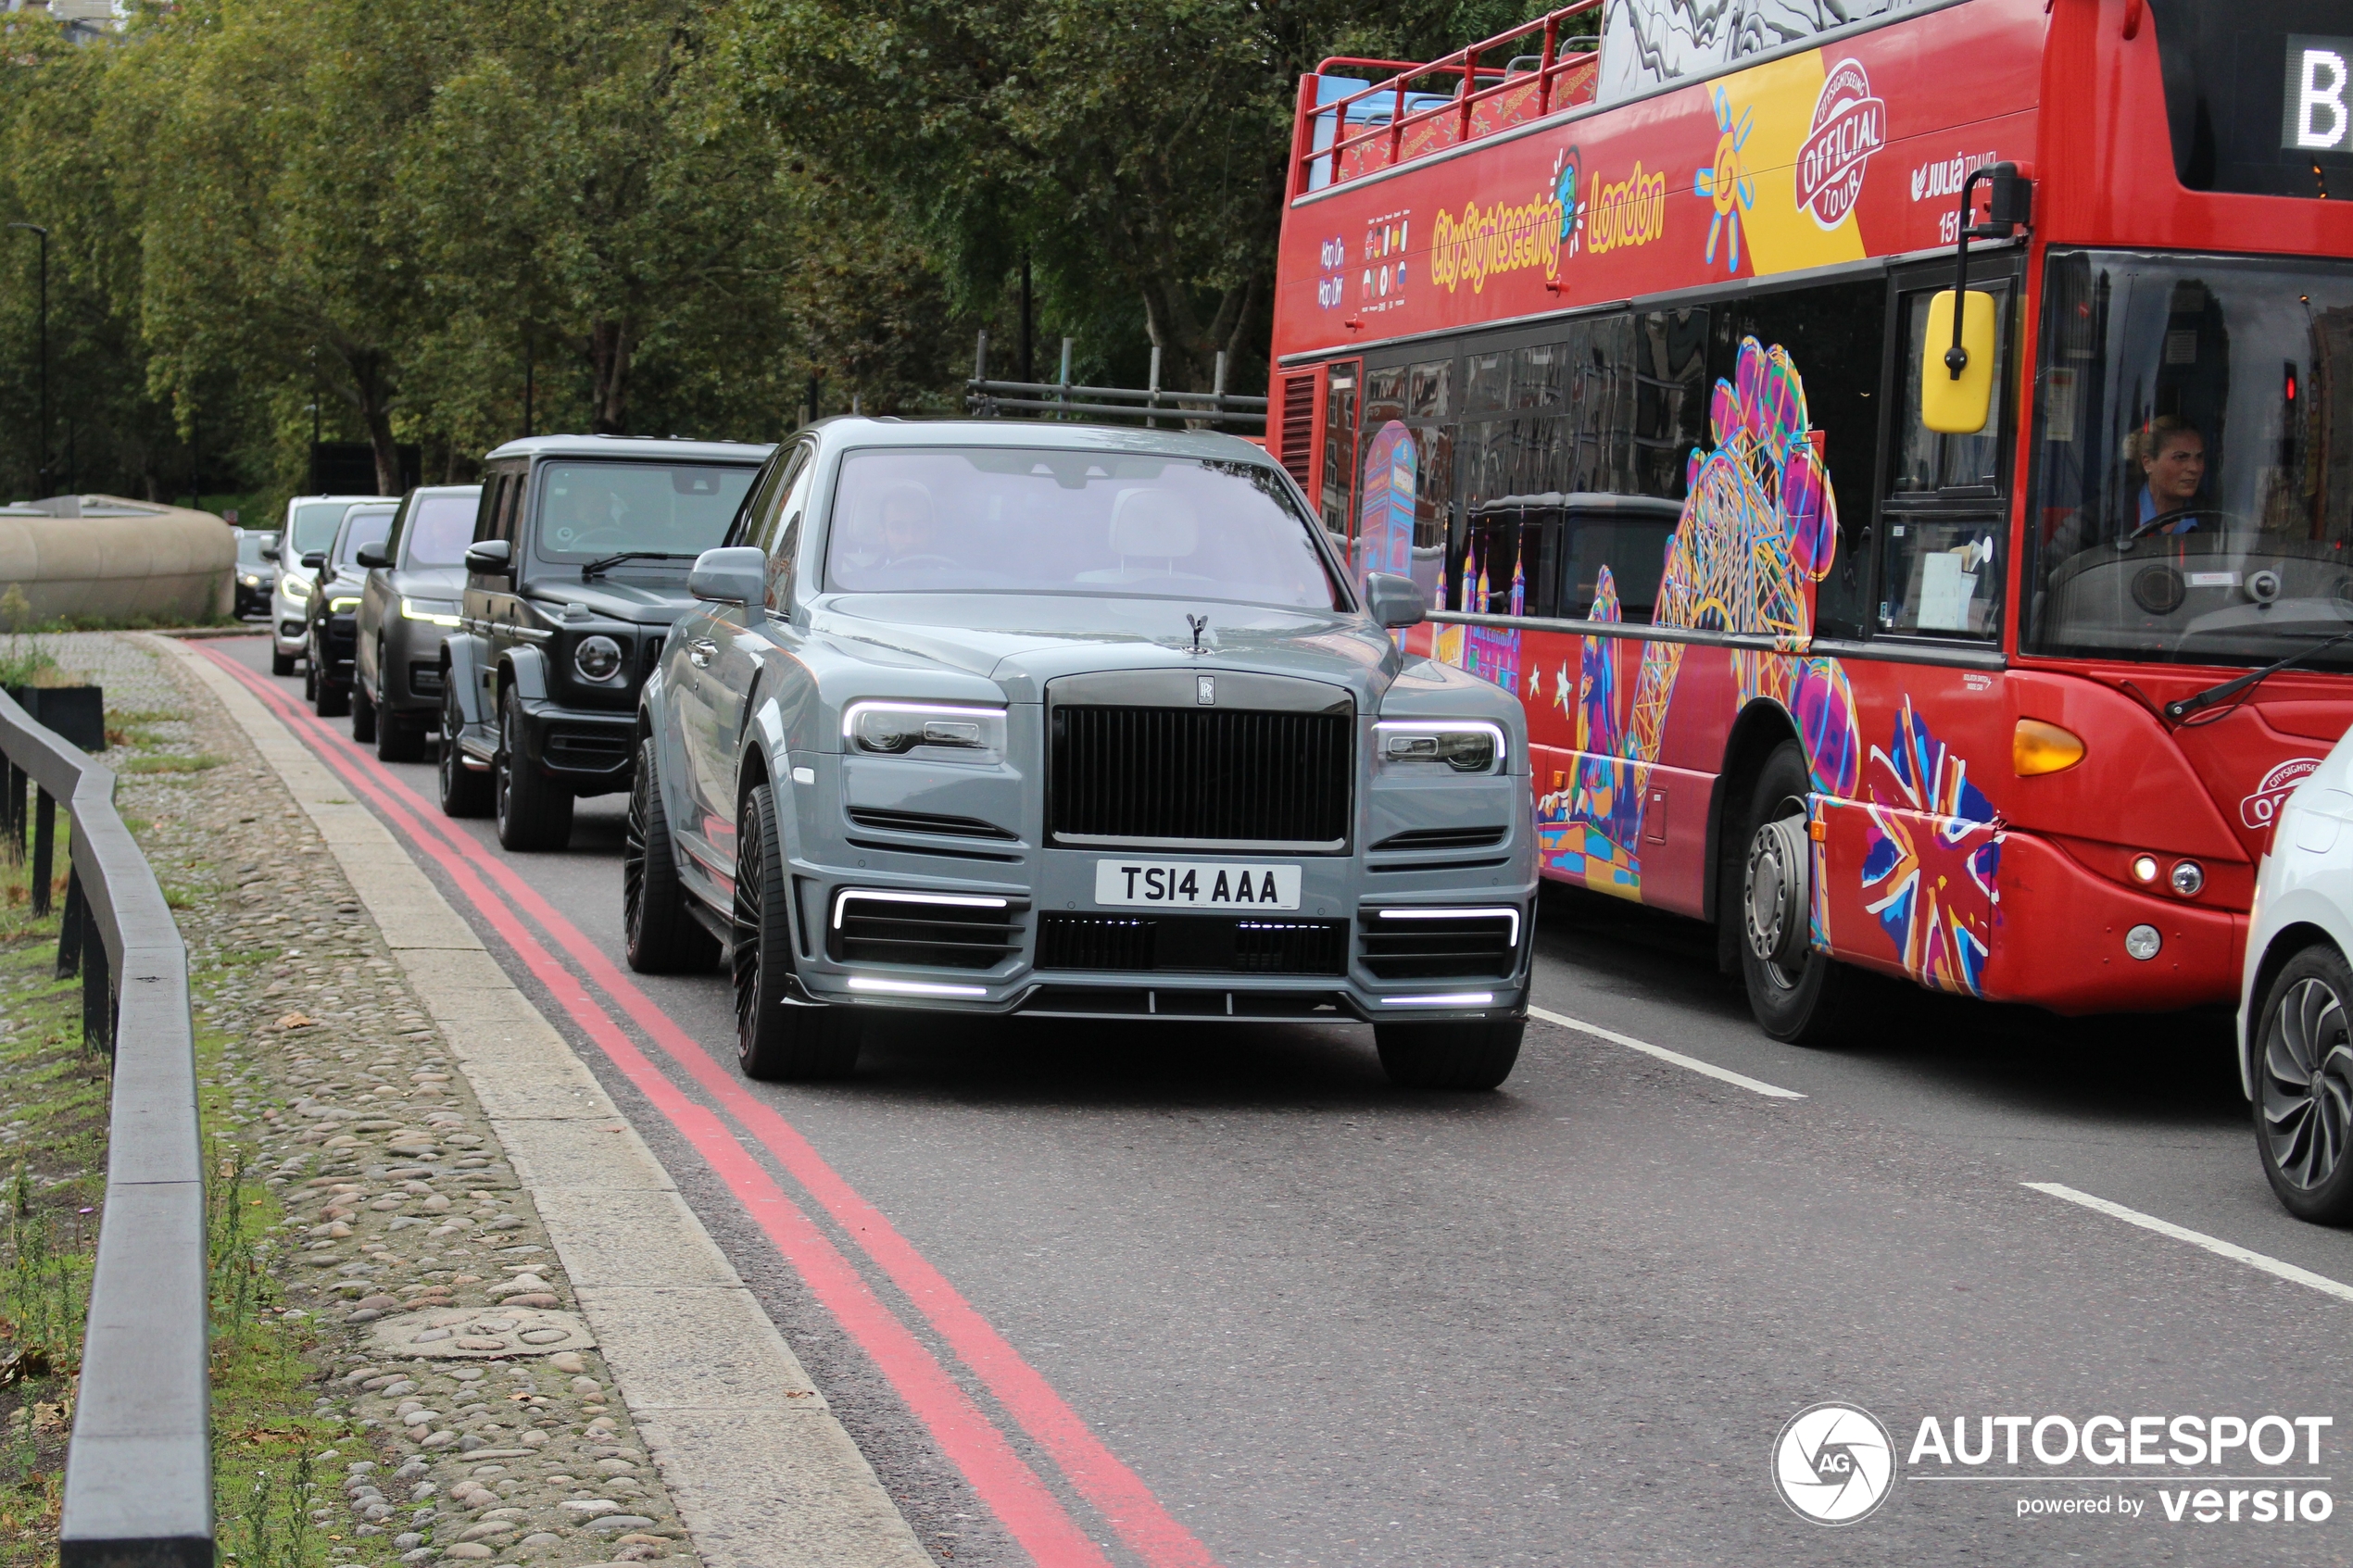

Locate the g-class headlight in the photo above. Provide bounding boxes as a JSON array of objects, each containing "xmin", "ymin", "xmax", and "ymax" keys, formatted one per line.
[
  {"xmin": 573, "ymin": 635, "xmax": 624, "ymax": 682},
  {"xmin": 844, "ymin": 701, "xmax": 1007, "ymax": 765},
  {"xmin": 281, "ymin": 573, "xmax": 312, "ymax": 601},
  {"xmin": 1375, "ymin": 720, "xmax": 1505, "ymax": 775}
]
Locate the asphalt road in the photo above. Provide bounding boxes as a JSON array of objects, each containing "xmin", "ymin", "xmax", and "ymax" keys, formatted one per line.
[{"xmin": 215, "ymin": 632, "xmax": 2353, "ymax": 1566}]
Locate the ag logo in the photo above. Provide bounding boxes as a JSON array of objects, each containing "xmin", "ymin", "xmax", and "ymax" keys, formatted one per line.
[{"xmin": 1772, "ymin": 1401, "xmax": 1895, "ymax": 1524}]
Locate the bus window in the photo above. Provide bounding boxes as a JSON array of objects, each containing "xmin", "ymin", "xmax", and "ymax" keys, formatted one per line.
[
  {"xmin": 1633, "ymin": 308, "xmax": 1710, "ymax": 499},
  {"xmin": 1319, "ymin": 362, "xmax": 1359, "ymax": 555},
  {"xmin": 1894, "ymin": 286, "xmax": 2008, "ymax": 493},
  {"xmin": 1877, "ymin": 278, "xmax": 2012, "ymax": 640},
  {"xmin": 2026, "ymin": 249, "xmax": 2353, "ymax": 671},
  {"xmin": 1462, "ymin": 494, "xmax": 1681, "ymax": 621}
]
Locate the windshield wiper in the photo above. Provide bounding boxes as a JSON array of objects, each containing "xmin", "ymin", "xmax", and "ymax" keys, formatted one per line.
[
  {"xmin": 580, "ymin": 550, "xmax": 696, "ymax": 581},
  {"xmin": 2164, "ymin": 630, "xmax": 2353, "ymax": 723}
]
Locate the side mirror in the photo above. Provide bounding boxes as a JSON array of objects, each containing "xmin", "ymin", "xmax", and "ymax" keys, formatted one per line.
[
  {"xmin": 259, "ymin": 542, "xmax": 281, "ymax": 563},
  {"xmin": 463, "ymin": 538, "xmax": 513, "ymax": 575},
  {"xmin": 1920, "ymin": 289, "xmax": 1997, "ymax": 434},
  {"xmin": 356, "ymin": 545, "xmax": 389, "ymax": 569},
  {"xmin": 688, "ymin": 546, "xmax": 766, "ymax": 606},
  {"xmin": 1365, "ymin": 571, "xmax": 1426, "ymax": 630},
  {"xmin": 300, "ymin": 550, "xmax": 327, "ymax": 571}
]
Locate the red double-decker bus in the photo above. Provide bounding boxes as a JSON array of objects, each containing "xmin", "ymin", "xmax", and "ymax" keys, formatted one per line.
[{"xmin": 1266, "ymin": 0, "xmax": 2353, "ymax": 1040}]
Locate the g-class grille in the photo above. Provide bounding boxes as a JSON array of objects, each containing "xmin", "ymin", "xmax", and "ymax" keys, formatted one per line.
[
  {"xmin": 1036, "ymin": 913, "xmax": 1347, "ymax": 975},
  {"xmin": 1050, "ymin": 707, "xmax": 1351, "ymax": 847}
]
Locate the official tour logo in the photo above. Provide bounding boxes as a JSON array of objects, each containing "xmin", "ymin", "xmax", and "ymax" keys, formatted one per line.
[
  {"xmin": 2244, "ymin": 757, "xmax": 2324, "ymax": 829},
  {"xmin": 1773, "ymin": 1401, "xmax": 1896, "ymax": 1524},
  {"xmin": 1796, "ymin": 58, "xmax": 1885, "ymax": 230}
]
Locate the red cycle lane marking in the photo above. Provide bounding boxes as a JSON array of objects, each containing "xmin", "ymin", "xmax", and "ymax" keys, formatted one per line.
[
  {"xmin": 199, "ymin": 647, "xmax": 1114, "ymax": 1568},
  {"xmin": 199, "ymin": 645, "xmax": 1226, "ymax": 1568}
]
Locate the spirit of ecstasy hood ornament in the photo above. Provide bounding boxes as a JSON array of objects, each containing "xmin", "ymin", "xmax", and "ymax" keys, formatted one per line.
[{"xmin": 1186, "ymin": 613, "xmax": 1208, "ymax": 655}]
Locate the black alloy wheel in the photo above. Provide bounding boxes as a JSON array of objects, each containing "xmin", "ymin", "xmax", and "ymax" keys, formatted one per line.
[
  {"xmin": 1372, "ymin": 1017, "xmax": 1526, "ymax": 1090},
  {"xmin": 623, "ymin": 737, "xmax": 719, "ymax": 974},
  {"xmin": 494, "ymin": 686, "xmax": 574, "ymax": 852},
  {"xmin": 351, "ymin": 681, "xmax": 378, "ymax": 744},
  {"xmin": 437, "ymin": 683, "xmax": 492, "ymax": 818},
  {"xmin": 2257, "ymin": 944, "xmax": 2353, "ymax": 1224},
  {"xmin": 733, "ymin": 782, "xmax": 862, "ymax": 1081},
  {"xmin": 1736, "ymin": 740, "xmax": 1856, "ymax": 1045}
]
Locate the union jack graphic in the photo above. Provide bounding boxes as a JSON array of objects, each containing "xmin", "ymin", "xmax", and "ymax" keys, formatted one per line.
[{"xmin": 1860, "ymin": 700, "xmax": 2002, "ymax": 996}]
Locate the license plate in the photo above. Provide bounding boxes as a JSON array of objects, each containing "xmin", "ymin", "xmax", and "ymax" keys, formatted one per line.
[{"xmin": 1093, "ymin": 860, "xmax": 1302, "ymax": 911}]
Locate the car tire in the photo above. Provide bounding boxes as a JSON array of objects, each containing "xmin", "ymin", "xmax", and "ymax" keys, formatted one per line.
[
  {"xmin": 1736, "ymin": 740, "xmax": 1857, "ymax": 1045},
  {"xmin": 351, "ymin": 682, "xmax": 377, "ymax": 744},
  {"xmin": 733, "ymin": 782, "xmax": 862, "ymax": 1081},
  {"xmin": 271, "ymin": 646, "xmax": 296, "ymax": 677},
  {"xmin": 437, "ymin": 684, "xmax": 492, "ymax": 818},
  {"xmin": 302, "ymin": 658, "xmax": 317, "ymax": 702},
  {"xmin": 494, "ymin": 687, "xmax": 573, "ymax": 851},
  {"xmin": 623, "ymin": 737, "xmax": 720, "ymax": 974},
  {"xmin": 377, "ymin": 709, "xmax": 424, "ymax": 763},
  {"xmin": 312, "ymin": 640, "xmax": 349, "ymax": 718},
  {"xmin": 1374, "ymin": 1017, "xmax": 1525, "ymax": 1090},
  {"xmin": 2254, "ymin": 943, "xmax": 2353, "ymax": 1224}
]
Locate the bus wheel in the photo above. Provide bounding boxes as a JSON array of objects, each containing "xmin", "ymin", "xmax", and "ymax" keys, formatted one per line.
[{"xmin": 1737, "ymin": 741, "xmax": 1855, "ymax": 1045}]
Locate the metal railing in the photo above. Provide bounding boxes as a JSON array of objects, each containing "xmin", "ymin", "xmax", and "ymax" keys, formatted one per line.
[
  {"xmin": 0, "ymin": 689, "xmax": 211, "ymax": 1568},
  {"xmin": 964, "ymin": 332, "xmax": 1268, "ymax": 431}
]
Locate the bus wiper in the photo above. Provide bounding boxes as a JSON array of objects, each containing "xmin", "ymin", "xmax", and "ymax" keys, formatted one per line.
[
  {"xmin": 2164, "ymin": 630, "xmax": 2353, "ymax": 723},
  {"xmin": 581, "ymin": 550, "xmax": 695, "ymax": 581}
]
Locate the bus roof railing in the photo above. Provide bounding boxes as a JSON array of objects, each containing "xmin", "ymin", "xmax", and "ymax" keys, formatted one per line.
[{"xmin": 1294, "ymin": 0, "xmax": 1604, "ymax": 196}]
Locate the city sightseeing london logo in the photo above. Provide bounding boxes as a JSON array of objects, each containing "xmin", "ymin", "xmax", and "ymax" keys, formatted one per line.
[{"xmin": 1773, "ymin": 1402, "xmax": 1897, "ymax": 1524}]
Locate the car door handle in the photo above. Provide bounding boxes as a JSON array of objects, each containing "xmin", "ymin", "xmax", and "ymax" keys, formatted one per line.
[{"xmin": 686, "ymin": 638, "xmax": 718, "ymax": 668}]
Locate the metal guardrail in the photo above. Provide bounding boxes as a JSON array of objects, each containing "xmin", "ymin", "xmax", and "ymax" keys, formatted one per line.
[
  {"xmin": 964, "ymin": 332, "xmax": 1268, "ymax": 431},
  {"xmin": 0, "ymin": 689, "xmax": 211, "ymax": 1568}
]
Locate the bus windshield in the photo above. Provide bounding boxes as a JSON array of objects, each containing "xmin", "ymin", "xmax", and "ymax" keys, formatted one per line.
[
  {"xmin": 823, "ymin": 448, "xmax": 1342, "ymax": 609},
  {"xmin": 2026, "ymin": 250, "xmax": 2353, "ymax": 671}
]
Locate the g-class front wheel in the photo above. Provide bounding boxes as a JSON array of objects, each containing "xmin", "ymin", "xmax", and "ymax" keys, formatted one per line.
[
  {"xmin": 1373, "ymin": 1017, "xmax": 1524, "ymax": 1090},
  {"xmin": 494, "ymin": 687, "xmax": 574, "ymax": 851},
  {"xmin": 623, "ymin": 738, "xmax": 719, "ymax": 974},
  {"xmin": 733, "ymin": 782, "xmax": 862, "ymax": 1081},
  {"xmin": 437, "ymin": 684, "xmax": 492, "ymax": 818}
]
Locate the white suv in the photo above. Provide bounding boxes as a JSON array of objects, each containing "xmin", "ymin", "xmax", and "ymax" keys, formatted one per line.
[{"xmin": 269, "ymin": 495, "xmax": 393, "ymax": 675}]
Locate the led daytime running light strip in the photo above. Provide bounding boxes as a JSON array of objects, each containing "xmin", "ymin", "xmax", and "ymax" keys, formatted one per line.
[{"xmin": 846, "ymin": 976, "xmax": 990, "ymax": 997}]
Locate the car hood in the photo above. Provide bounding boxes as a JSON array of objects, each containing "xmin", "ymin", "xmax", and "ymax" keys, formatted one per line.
[
  {"xmin": 525, "ymin": 578, "xmax": 697, "ymax": 628},
  {"xmin": 811, "ymin": 593, "xmax": 1403, "ymax": 705}
]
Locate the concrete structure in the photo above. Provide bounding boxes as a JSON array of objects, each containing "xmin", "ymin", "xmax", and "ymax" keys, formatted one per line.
[{"xmin": 0, "ymin": 495, "xmax": 234, "ymax": 629}]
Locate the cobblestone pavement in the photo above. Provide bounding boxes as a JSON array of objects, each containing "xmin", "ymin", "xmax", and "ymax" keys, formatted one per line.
[{"xmin": 44, "ymin": 632, "xmax": 701, "ymax": 1568}]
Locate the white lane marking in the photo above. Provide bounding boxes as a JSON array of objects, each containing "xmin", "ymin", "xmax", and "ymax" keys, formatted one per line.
[
  {"xmin": 1528, "ymin": 1005, "xmax": 1806, "ymax": 1099},
  {"xmin": 2024, "ymin": 1182, "xmax": 2353, "ymax": 1306}
]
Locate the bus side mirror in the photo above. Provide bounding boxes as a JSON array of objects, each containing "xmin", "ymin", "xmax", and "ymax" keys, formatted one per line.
[{"xmin": 1920, "ymin": 289, "xmax": 1997, "ymax": 434}]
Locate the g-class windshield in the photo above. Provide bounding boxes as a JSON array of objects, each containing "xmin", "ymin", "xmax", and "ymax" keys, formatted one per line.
[
  {"xmin": 823, "ymin": 447, "xmax": 1343, "ymax": 609},
  {"xmin": 535, "ymin": 461, "xmax": 756, "ymax": 563},
  {"xmin": 2026, "ymin": 250, "xmax": 2353, "ymax": 671}
]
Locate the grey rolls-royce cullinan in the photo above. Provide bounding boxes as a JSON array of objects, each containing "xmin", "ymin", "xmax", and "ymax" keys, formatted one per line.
[{"xmin": 624, "ymin": 418, "xmax": 1536, "ymax": 1089}]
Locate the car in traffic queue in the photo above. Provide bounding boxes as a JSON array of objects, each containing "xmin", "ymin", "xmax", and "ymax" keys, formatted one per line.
[
  {"xmin": 437, "ymin": 434, "xmax": 770, "ymax": 852},
  {"xmin": 233, "ymin": 528, "xmax": 279, "ymax": 619},
  {"xmin": 352, "ymin": 483, "xmax": 481, "ymax": 761},
  {"xmin": 268, "ymin": 493, "xmax": 394, "ymax": 675},
  {"xmin": 301, "ymin": 500, "xmax": 398, "ymax": 717},
  {"xmin": 623, "ymin": 418, "xmax": 1537, "ymax": 1090},
  {"xmin": 2240, "ymin": 722, "xmax": 2353, "ymax": 1225}
]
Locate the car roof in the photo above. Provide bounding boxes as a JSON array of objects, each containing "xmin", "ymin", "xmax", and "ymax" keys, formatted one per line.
[
  {"xmin": 407, "ymin": 483, "xmax": 482, "ymax": 497},
  {"xmin": 807, "ymin": 415, "xmax": 1277, "ymax": 468},
  {"xmin": 481, "ymin": 433, "xmax": 774, "ymax": 465}
]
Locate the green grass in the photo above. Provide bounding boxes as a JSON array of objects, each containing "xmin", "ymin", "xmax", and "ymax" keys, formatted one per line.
[{"xmin": 116, "ymin": 754, "xmax": 227, "ymax": 776}]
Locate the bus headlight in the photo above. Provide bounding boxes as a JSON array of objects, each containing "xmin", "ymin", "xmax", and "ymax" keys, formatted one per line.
[{"xmin": 1375, "ymin": 720, "xmax": 1505, "ymax": 775}]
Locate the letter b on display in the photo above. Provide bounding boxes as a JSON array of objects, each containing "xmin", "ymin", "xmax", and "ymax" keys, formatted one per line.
[{"xmin": 2284, "ymin": 38, "xmax": 2353, "ymax": 152}]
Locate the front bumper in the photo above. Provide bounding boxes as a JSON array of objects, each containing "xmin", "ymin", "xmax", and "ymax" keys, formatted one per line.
[
  {"xmin": 511, "ymin": 697, "xmax": 635, "ymax": 796},
  {"xmin": 375, "ymin": 615, "xmax": 453, "ymax": 715},
  {"xmin": 314, "ymin": 613, "xmax": 357, "ymax": 683}
]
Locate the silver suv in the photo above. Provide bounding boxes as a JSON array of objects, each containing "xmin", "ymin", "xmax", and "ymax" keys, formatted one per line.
[
  {"xmin": 625, "ymin": 419, "xmax": 1536, "ymax": 1089},
  {"xmin": 267, "ymin": 494, "xmax": 393, "ymax": 675}
]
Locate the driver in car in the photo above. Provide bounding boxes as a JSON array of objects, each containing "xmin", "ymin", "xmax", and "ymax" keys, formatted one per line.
[
  {"xmin": 2135, "ymin": 416, "xmax": 2208, "ymax": 535},
  {"xmin": 879, "ymin": 481, "xmax": 948, "ymax": 569},
  {"xmin": 550, "ymin": 477, "xmax": 622, "ymax": 550}
]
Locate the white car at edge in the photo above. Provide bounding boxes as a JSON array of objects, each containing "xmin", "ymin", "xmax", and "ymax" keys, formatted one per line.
[{"xmin": 2242, "ymin": 727, "xmax": 2353, "ymax": 1224}]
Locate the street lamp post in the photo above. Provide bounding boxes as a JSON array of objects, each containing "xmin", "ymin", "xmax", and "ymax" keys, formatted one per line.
[{"xmin": 6, "ymin": 223, "xmax": 49, "ymax": 496}]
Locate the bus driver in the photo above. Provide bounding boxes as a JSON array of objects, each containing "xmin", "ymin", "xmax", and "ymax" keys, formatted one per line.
[{"xmin": 2135, "ymin": 416, "xmax": 2208, "ymax": 534}]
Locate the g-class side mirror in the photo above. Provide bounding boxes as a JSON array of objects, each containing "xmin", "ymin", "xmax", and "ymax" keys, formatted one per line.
[
  {"xmin": 1365, "ymin": 572, "xmax": 1426, "ymax": 630},
  {"xmin": 464, "ymin": 539, "xmax": 513, "ymax": 575},
  {"xmin": 688, "ymin": 546, "xmax": 766, "ymax": 606},
  {"xmin": 300, "ymin": 551, "xmax": 328, "ymax": 571},
  {"xmin": 356, "ymin": 545, "xmax": 390, "ymax": 569}
]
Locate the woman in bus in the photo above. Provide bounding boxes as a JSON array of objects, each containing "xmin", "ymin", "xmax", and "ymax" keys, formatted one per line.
[{"xmin": 2135, "ymin": 416, "xmax": 2208, "ymax": 534}]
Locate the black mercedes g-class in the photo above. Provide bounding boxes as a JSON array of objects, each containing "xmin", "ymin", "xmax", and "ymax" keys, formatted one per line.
[{"xmin": 436, "ymin": 434, "xmax": 770, "ymax": 850}]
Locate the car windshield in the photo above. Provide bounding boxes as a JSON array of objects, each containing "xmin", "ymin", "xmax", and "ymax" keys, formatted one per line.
[
  {"xmin": 823, "ymin": 447, "xmax": 1342, "ymax": 609},
  {"xmin": 2027, "ymin": 250, "xmax": 2353, "ymax": 671},
  {"xmin": 534, "ymin": 461, "xmax": 755, "ymax": 562},
  {"xmin": 404, "ymin": 494, "xmax": 480, "ymax": 568},
  {"xmin": 334, "ymin": 507, "xmax": 396, "ymax": 568},
  {"xmin": 288, "ymin": 499, "xmax": 354, "ymax": 555},
  {"xmin": 236, "ymin": 533, "xmax": 276, "ymax": 565}
]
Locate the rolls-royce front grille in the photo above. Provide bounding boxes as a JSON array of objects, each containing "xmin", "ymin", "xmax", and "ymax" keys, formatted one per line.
[
  {"xmin": 1036, "ymin": 912, "xmax": 1347, "ymax": 975},
  {"xmin": 1050, "ymin": 707, "xmax": 1351, "ymax": 847}
]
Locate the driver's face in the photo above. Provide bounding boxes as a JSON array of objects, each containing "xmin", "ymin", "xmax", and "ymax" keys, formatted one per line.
[
  {"xmin": 883, "ymin": 502, "xmax": 933, "ymax": 558},
  {"xmin": 2143, "ymin": 433, "xmax": 2206, "ymax": 504}
]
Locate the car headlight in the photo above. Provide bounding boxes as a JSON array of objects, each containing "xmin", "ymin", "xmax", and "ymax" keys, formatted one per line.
[
  {"xmin": 329, "ymin": 595, "xmax": 360, "ymax": 612},
  {"xmin": 843, "ymin": 701, "xmax": 1007, "ymax": 764},
  {"xmin": 240, "ymin": 573, "xmax": 262, "ymax": 587},
  {"xmin": 1375, "ymin": 720, "xmax": 1505, "ymax": 775},
  {"xmin": 400, "ymin": 597, "xmax": 460, "ymax": 627},
  {"xmin": 573, "ymin": 634, "xmax": 624, "ymax": 683},
  {"xmin": 281, "ymin": 573, "xmax": 312, "ymax": 601}
]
